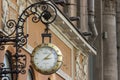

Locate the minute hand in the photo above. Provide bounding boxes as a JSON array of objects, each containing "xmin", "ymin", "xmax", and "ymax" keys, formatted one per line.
[{"xmin": 43, "ymin": 53, "xmax": 52, "ymax": 60}]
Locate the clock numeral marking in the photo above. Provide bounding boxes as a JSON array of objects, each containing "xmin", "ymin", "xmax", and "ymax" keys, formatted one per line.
[
  {"xmin": 57, "ymin": 55, "xmax": 62, "ymax": 56},
  {"xmin": 57, "ymin": 60, "xmax": 62, "ymax": 62}
]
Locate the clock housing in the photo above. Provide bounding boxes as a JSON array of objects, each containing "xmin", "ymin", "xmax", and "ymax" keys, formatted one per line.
[{"xmin": 31, "ymin": 43, "xmax": 63, "ymax": 75}]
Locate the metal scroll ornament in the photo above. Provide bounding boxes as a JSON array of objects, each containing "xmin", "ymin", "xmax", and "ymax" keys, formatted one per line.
[{"xmin": 0, "ymin": 1, "xmax": 57, "ymax": 80}]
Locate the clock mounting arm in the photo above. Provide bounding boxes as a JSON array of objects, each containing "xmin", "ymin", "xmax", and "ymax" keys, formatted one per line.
[{"xmin": 0, "ymin": 1, "xmax": 57, "ymax": 80}]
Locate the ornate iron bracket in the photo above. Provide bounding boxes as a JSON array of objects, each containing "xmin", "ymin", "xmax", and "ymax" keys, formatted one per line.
[{"xmin": 0, "ymin": 1, "xmax": 57, "ymax": 80}]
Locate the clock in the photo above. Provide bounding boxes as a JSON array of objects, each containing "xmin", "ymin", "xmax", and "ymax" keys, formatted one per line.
[{"xmin": 31, "ymin": 43, "xmax": 63, "ymax": 75}]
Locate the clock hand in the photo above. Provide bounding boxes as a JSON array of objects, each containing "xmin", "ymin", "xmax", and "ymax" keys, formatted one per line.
[
  {"xmin": 44, "ymin": 57, "xmax": 51, "ymax": 60},
  {"xmin": 43, "ymin": 53, "xmax": 52, "ymax": 60}
]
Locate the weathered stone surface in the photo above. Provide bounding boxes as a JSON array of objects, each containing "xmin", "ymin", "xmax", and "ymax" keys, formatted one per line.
[
  {"xmin": 17, "ymin": 0, "xmax": 27, "ymax": 14},
  {"xmin": 2, "ymin": 0, "xmax": 9, "ymax": 23},
  {"xmin": 103, "ymin": 0, "xmax": 116, "ymax": 14},
  {"xmin": 75, "ymin": 52, "xmax": 88, "ymax": 80}
]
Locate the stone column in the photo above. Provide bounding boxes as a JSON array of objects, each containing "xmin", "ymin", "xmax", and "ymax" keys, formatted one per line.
[
  {"xmin": 102, "ymin": 0, "xmax": 118, "ymax": 80},
  {"xmin": 116, "ymin": 0, "xmax": 120, "ymax": 80}
]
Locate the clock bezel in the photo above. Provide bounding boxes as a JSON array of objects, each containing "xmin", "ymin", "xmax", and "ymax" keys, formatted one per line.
[{"xmin": 31, "ymin": 43, "xmax": 63, "ymax": 75}]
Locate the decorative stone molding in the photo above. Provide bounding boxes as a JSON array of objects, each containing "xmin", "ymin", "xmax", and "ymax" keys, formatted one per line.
[
  {"xmin": 57, "ymin": 69, "xmax": 72, "ymax": 80},
  {"xmin": 2, "ymin": 0, "xmax": 9, "ymax": 23},
  {"xmin": 9, "ymin": 9, "xmax": 17, "ymax": 19},
  {"xmin": 103, "ymin": 0, "xmax": 116, "ymax": 15},
  {"xmin": 75, "ymin": 52, "xmax": 88, "ymax": 80},
  {"xmin": 2, "ymin": 0, "xmax": 9, "ymax": 34},
  {"xmin": 2, "ymin": 0, "xmax": 18, "ymax": 34},
  {"xmin": 17, "ymin": 0, "xmax": 27, "ymax": 15},
  {"xmin": 9, "ymin": 0, "xmax": 18, "ymax": 11},
  {"xmin": 4, "ymin": 0, "xmax": 18, "ymax": 11}
]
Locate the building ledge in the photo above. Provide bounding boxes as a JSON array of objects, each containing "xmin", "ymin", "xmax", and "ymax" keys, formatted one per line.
[
  {"xmin": 47, "ymin": 0, "xmax": 97, "ymax": 55},
  {"xmin": 27, "ymin": 0, "xmax": 97, "ymax": 55}
]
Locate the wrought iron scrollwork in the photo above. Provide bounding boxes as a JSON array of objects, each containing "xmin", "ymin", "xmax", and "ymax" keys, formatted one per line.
[
  {"xmin": 0, "ymin": 51, "xmax": 27, "ymax": 80},
  {"xmin": 0, "ymin": 1, "xmax": 57, "ymax": 48},
  {"xmin": 15, "ymin": 1, "xmax": 57, "ymax": 48},
  {"xmin": 0, "ymin": 1, "xmax": 57, "ymax": 80},
  {"xmin": 12, "ymin": 54, "xmax": 27, "ymax": 75},
  {"xmin": 5, "ymin": 20, "xmax": 16, "ymax": 36}
]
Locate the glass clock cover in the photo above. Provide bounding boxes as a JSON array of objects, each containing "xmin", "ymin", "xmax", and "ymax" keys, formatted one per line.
[{"xmin": 31, "ymin": 43, "xmax": 63, "ymax": 75}]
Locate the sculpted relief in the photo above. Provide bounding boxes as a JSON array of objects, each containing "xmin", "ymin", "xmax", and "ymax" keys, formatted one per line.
[
  {"xmin": 2, "ymin": 0, "xmax": 18, "ymax": 22},
  {"xmin": 17, "ymin": 0, "xmax": 27, "ymax": 15},
  {"xmin": 75, "ymin": 52, "xmax": 88, "ymax": 80},
  {"xmin": 103, "ymin": 0, "xmax": 116, "ymax": 12},
  {"xmin": 2, "ymin": 0, "xmax": 11, "ymax": 34},
  {"xmin": 2, "ymin": 0, "xmax": 9, "ymax": 24},
  {"xmin": 1, "ymin": 0, "xmax": 27, "ymax": 35}
]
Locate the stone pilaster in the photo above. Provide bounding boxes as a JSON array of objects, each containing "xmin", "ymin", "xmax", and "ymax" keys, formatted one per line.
[{"xmin": 102, "ymin": 0, "xmax": 118, "ymax": 80}]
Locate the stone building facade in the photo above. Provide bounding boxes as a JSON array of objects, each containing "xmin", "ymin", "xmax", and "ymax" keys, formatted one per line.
[{"xmin": 0, "ymin": 0, "xmax": 96, "ymax": 80}]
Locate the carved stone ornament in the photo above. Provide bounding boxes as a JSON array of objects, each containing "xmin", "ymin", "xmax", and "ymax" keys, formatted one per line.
[
  {"xmin": 2, "ymin": 0, "xmax": 11, "ymax": 35},
  {"xmin": 75, "ymin": 53, "xmax": 88, "ymax": 80},
  {"xmin": 103, "ymin": 0, "xmax": 116, "ymax": 13},
  {"xmin": 17, "ymin": 0, "xmax": 27, "ymax": 14},
  {"xmin": 2, "ymin": 0, "xmax": 9, "ymax": 24}
]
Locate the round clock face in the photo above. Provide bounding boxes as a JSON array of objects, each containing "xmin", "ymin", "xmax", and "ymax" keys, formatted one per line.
[{"xmin": 31, "ymin": 43, "xmax": 63, "ymax": 75}]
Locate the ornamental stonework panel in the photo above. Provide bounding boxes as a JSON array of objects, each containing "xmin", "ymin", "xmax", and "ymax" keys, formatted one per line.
[
  {"xmin": 75, "ymin": 53, "xmax": 88, "ymax": 80},
  {"xmin": 1, "ymin": 0, "xmax": 18, "ymax": 35},
  {"xmin": 2, "ymin": 0, "xmax": 9, "ymax": 24},
  {"xmin": 17, "ymin": 0, "xmax": 27, "ymax": 15},
  {"xmin": 103, "ymin": 0, "xmax": 116, "ymax": 14}
]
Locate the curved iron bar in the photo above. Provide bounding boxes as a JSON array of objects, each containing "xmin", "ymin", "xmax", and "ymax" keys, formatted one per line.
[
  {"xmin": 5, "ymin": 20, "xmax": 17, "ymax": 36},
  {"xmin": 2, "ymin": 1, "xmax": 57, "ymax": 48},
  {"xmin": 15, "ymin": 1, "xmax": 57, "ymax": 47},
  {"xmin": 0, "ymin": 1, "xmax": 57, "ymax": 80},
  {"xmin": 14, "ymin": 2, "xmax": 57, "ymax": 79}
]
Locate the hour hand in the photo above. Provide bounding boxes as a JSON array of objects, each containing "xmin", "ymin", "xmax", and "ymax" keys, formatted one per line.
[
  {"xmin": 43, "ymin": 53, "xmax": 52, "ymax": 60},
  {"xmin": 44, "ymin": 57, "xmax": 51, "ymax": 60}
]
